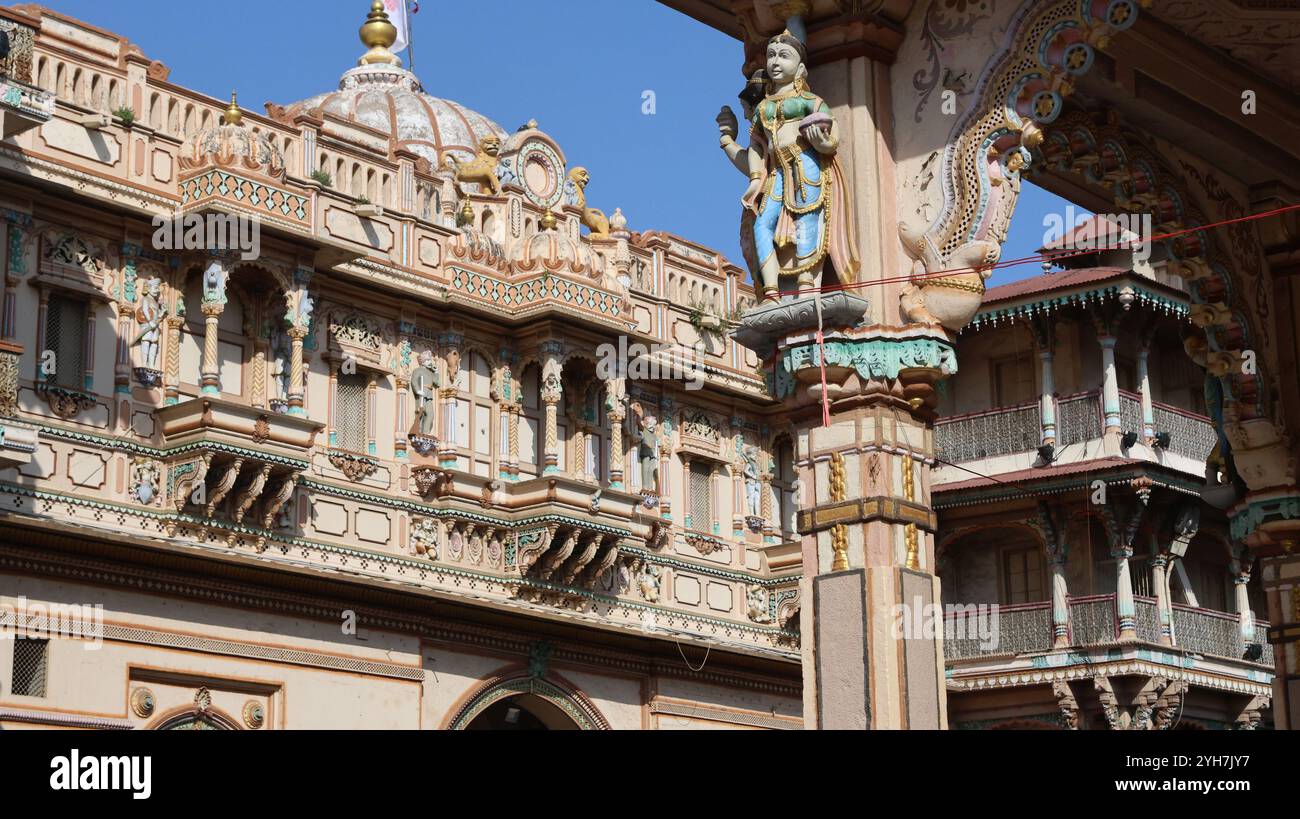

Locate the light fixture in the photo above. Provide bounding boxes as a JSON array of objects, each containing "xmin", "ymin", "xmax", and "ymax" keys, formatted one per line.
[
  {"xmin": 1243, "ymin": 643, "xmax": 1263, "ymax": 662},
  {"xmin": 1153, "ymin": 432, "xmax": 1171, "ymax": 449},
  {"xmin": 1037, "ymin": 444, "xmax": 1055, "ymax": 465},
  {"xmin": 1121, "ymin": 431, "xmax": 1139, "ymax": 449},
  {"xmin": 504, "ymin": 707, "xmax": 521, "ymax": 724}
]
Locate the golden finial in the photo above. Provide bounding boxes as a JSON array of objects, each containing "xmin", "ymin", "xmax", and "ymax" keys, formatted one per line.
[
  {"xmin": 540, "ymin": 208, "xmax": 558, "ymax": 231},
  {"xmin": 359, "ymin": 0, "xmax": 401, "ymax": 67},
  {"xmin": 223, "ymin": 92, "xmax": 242, "ymax": 126}
]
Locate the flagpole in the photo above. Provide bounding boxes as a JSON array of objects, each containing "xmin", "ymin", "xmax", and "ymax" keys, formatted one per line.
[{"xmin": 406, "ymin": 1, "xmax": 416, "ymax": 75}]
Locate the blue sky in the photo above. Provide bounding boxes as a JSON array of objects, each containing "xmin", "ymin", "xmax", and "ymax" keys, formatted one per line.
[{"xmin": 50, "ymin": 0, "xmax": 1071, "ymax": 287}]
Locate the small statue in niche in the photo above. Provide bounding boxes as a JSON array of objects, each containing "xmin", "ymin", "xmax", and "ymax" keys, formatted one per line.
[
  {"xmin": 268, "ymin": 325, "xmax": 290, "ymax": 409},
  {"xmin": 719, "ymin": 30, "xmax": 860, "ymax": 302},
  {"xmin": 742, "ymin": 446, "xmax": 762, "ymax": 518},
  {"xmin": 629, "ymin": 402, "xmax": 660, "ymax": 500},
  {"xmin": 133, "ymin": 277, "xmax": 166, "ymax": 373},
  {"xmin": 409, "ymin": 349, "xmax": 440, "ymax": 440}
]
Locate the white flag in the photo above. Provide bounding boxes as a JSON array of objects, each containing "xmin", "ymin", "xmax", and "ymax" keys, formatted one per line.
[{"xmin": 384, "ymin": 0, "xmax": 410, "ymax": 55}]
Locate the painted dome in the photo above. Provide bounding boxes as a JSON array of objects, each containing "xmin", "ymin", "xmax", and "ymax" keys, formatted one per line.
[
  {"xmin": 280, "ymin": 3, "xmax": 504, "ymax": 169},
  {"xmin": 285, "ymin": 64, "xmax": 506, "ymax": 169}
]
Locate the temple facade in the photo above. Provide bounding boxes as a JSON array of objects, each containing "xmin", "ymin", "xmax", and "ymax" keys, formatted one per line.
[{"xmin": 1, "ymin": 0, "xmax": 1297, "ymax": 731}]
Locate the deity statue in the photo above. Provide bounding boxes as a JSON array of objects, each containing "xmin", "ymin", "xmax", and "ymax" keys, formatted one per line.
[
  {"xmin": 718, "ymin": 31, "xmax": 859, "ymax": 302},
  {"xmin": 629, "ymin": 402, "xmax": 659, "ymax": 495},
  {"xmin": 133, "ymin": 278, "xmax": 166, "ymax": 371},
  {"xmin": 268, "ymin": 326, "xmax": 290, "ymax": 404},
  {"xmin": 410, "ymin": 349, "xmax": 439, "ymax": 437},
  {"xmin": 742, "ymin": 445, "xmax": 762, "ymax": 518},
  {"xmin": 202, "ymin": 260, "xmax": 227, "ymax": 305}
]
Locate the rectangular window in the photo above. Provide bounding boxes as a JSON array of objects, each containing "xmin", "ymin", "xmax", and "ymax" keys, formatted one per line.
[
  {"xmin": 991, "ymin": 356, "xmax": 1034, "ymax": 406},
  {"xmin": 1002, "ymin": 547, "xmax": 1044, "ymax": 604},
  {"xmin": 335, "ymin": 372, "xmax": 369, "ymax": 453},
  {"xmin": 11, "ymin": 637, "xmax": 49, "ymax": 698},
  {"xmin": 45, "ymin": 294, "xmax": 87, "ymax": 389},
  {"xmin": 689, "ymin": 462, "xmax": 712, "ymax": 531}
]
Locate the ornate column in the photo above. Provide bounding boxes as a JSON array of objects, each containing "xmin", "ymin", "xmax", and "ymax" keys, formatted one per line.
[
  {"xmin": 1229, "ymin": 545, "xmax": 1255, "ymax": 647},
  {"xmin": 439, "ymin": 333, "xmax": 463, "ymax": 470},
  {"xmin": 2, "ymin": 210, "xmax": 32, "ymax": 342},
  {"xmin": 1150, "ymin": 552, "xmax": 1172, "ymax": 646},
  {"xmin": 1101, "ymin": 496, "xmax": 1147, "ymax": 642},
  {"xmin": 495, "ymin": 348, "xmax": 519, "ymax": 480},
  {"xmin": 736, "ymin": 296, "xmax": 953, "ymax": 730},
  {"xmin": 1136, "ymin": 348, "xmax": 1155, "ymax": 444},
  {"xmin": 393, "ymin": 371, "xmax": 409, "ymax": 460},
  {"xmin": 657, "ymin": 396, "xmax": 674, "ymax": 520},
  {"xmin": 607, "ymin": 382, "xmax": 625, "ymax": 489},
  {"xmin": 1029, "ymin": 316, "xmax": 1056, "ymax": 445},
  {"xmin": 1036, "ymin": 502, "xmax": 1071, "ymax": 647},
  {"xmin": 199, "ymin": 259, "xmax": 228, "ymax": 397},
  {"xmin": 163, "ymin": 310, "xmax": 183, "ymax": 406},
  {"xmin": 287, "ymin": 328, "xmax": 308, "ymax": 417},
  {"xmin": 539, "ymin": 340, "xmax": 563, "ymax": 475},
  {"xmin": 1165, "ymin": 504, "xmax": 1199, "ymax": 645},
  {"xmin": 286, "ymin": 266, "xmax": 313, "ymax": 418},
  {"xmin": 1098, "ymin": 334, "xmax": 1121, "ymax": 434}
]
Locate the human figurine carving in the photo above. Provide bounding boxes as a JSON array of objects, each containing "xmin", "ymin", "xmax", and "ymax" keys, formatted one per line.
[
  {"xmin": 742, "ymin": 446, "xmax": 762, "ymax": 518},
  {"xmin": 410, "ymin": 349, "xmax": 439, "ymax": 438},
  {"xmin": 629, "ymin": 402, "xmax": 660, "ymax": 496},
  {"xmin": 718, "ymin": 31, "xmax": 859, "ymax": 302},
  {"xmin": 268, "ymin": 326, "xmax": 290, "ymax": 406},
  {"xmin": 133, "ymin": 278, "xmax": 166, "ymax": 371}
]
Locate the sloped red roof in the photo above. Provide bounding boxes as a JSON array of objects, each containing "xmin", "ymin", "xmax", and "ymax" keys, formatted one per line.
[
  {"xmin": 934, "ymin": 456, "xmax": 1134, "ymax": 493},
  {"xmin": 982, "ymin": 266, "xmax": 1130, "ymax": 304},
  {"xmin": 1038, "ymin": 215, "xmax": 1138, "ymax": 252}
]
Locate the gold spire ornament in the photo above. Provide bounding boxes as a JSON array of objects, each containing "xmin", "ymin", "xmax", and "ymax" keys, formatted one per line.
[
  {"xmin": 359, "ymin": 0, "xmax": 401, "ymax": 67},
  {"xmin": 223, "ymin": 91, "xmax": 242, "ymax": 126}
]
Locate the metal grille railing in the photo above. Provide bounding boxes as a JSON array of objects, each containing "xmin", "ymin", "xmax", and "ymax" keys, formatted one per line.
[
  {"xmin": 334, "ymin": 372, "xmax": 369, "ymax": 453},
  {"xmin": 10, "ymin": 637, "xmax": 48, "ymax": 697},
  {"xmin": 1252, "ymin": 623, "xmax": 1275, "ymax": 667},
  {"xmin": 1119, "ymin": 390, "xmax": 1144, "ymax": 437},
  {"xmin": 688, "ymin": 462, "xmax": 711, "ymax": 531},
  {"xmin": 1173, "ymin": 605, "xmax": 1242, "ymax": 661},
  {"xmin": 1134, "ymin": 597, "xmax": 1161, "ymax": 644},
  {"xmin": 933, "ymin": 402, "xmax": 1041, "ymax": 463},
  {"xmin": 1055, "ymin": 391, "xmax": 1102, "ymax": 447},
  {"xmin": 1152, "ymin": 404, "xmax": 1217, "ymax": 462},
  {"xmin": 944, "ymin": 602, "xmax": 1051, "ymax": 660},
  {"xmin": 46, "ymin": 295, "xmax": 86, "ymax": 389},
  {"xmin": 1069, "ymin": 595, "xmax": 1117, "ymax": 645}
]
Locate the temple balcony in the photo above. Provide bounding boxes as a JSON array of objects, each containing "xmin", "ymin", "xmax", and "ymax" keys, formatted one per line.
[
  {"xmin": 943, "ymin": 594, "xmax": 1273, "ymax": 668},
  {"xmin": 154, "ymin": 397, "xmax": 323, "ymax": 536},
  {"xmin": 0, "ymin": 13, "xmax": 53, "ymax": 138},
  {"xmin": 933, "ymin": 388, "xmax": 1217, "ymax": 482}
]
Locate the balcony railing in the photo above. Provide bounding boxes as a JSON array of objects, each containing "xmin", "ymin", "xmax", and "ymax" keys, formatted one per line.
[
  {"xmin": 934, "ymin": 401, "xmax": 1041, "ymax": 463},
  {"xmin": 944, "ymin": 593, "xmax": 1273, "ymax": 668},
  {"xmin": 934, "ymin": 389, "xmax": 1216, "ymax": 468}
]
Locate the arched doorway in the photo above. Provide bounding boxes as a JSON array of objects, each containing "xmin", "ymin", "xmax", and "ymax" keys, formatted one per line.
[
  {"xmin": 445, "ymin": 674, "xmax": 611, "ymax": 731},
  {"xmin": 463, "ymin": 694, "xmax": 580, "ymax": 731}
]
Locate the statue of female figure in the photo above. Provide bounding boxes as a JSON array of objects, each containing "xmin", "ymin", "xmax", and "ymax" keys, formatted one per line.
[
  {"xmin": 734, "ymin": 31, "xmax": 859, "ymax": 302},
  {"xmin": 629, "ymin": 402, "xmax": 660, "ymax": 495}
]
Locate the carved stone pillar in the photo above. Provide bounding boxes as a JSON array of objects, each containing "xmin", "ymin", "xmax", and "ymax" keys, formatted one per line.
[
  {"xmin": 198, "ymin": 259, "xmax": 228, "ymax": 397},
  {"xmin": 200, "ymin": 302, "xmax": 223, "ymax": 396},
  {"xmin": 163, "ymin": 315, "xmax": 183, "ymax": 406},
  {"xmin": 1151, "ymin": 553, "xmax": 1172, "ymax": 646},
  {"xmin": 1230, "ymin": 547, "xmax": 1255, "ymax": 647},
  {"xmin": 735, "ymin": 295, "xmax": 952, "ymax": 730},
  {"xmin": 1039, "ymin": 348, "xmax": 1056, "ymax": 445},
  {"xmin": 287, "ymin": 327, "xmax": 307, "ymax": 417},
  {"xmin": 394, "ymin": 375, "xmax": 409, "ymax": 460},
  {"xmin": 507, "ymin": 404, "xmax": 521, "ymax": 480},
  {"xmin": 1098, "ymin": 334, "xmax": 1120, "ymax": 434},
  {"xmin": 1036, "ymin": 502, "xmax": 1072, "ymax": 648},
  {"xmin": 539, "ymin": 340, "xmax": 563, "ymax": 475},
  {"xmin": 1136, "ymin": 347, "xmax": 1155, "ymax": 443},
  {"xmin": 607, "ymin": 401, "xmax": 625, "ymax": 489}
]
